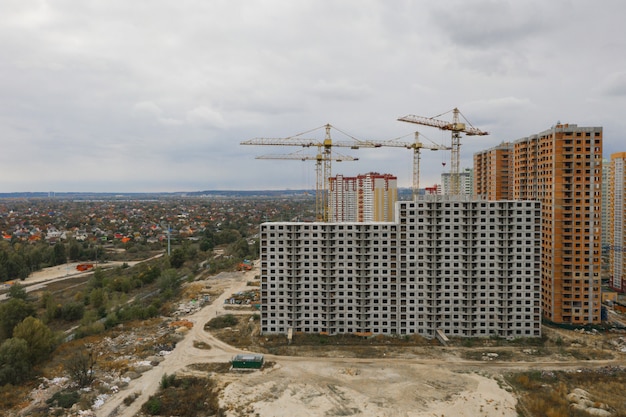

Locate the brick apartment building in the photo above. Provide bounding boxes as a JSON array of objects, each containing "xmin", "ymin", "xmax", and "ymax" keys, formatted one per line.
[
  {"xmin": 475, "ymin": 123, "xmax": 603, "ymax": 324},
  {"xmin": 328, "ymin": 172, "xmax": 397, "ymax": 222}
]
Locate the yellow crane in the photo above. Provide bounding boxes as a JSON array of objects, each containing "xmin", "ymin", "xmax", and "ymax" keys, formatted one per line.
[
  {"xmin": 242, "ymin": 123, "xmax": 449, "ymax": 218},
  {"xmin": 255, "ymin": 148, "xmax": 358, "ymax": 221},
  {"xmin": 353, "ymin": 132, "xmax": 450, "ymax": 200},
  {"xmin": 242, "ymin": 124, "xmax": 370, "ymax": 221},
  {"xmin": 397, "ymin": 108, "xmax": 488, "ymax": 195}
]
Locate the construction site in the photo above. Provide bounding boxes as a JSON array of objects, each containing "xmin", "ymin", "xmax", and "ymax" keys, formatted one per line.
[
  {"xmin": 93, "ymin": 262, "xmax": 626, "ymax": 417},
  {"xmin": 242, "ymin": 109, "xmax": 607, "ymax": 339},
  {"xmin": 1, "ymin": 109, "xmax": 615, "ymax": 417}
]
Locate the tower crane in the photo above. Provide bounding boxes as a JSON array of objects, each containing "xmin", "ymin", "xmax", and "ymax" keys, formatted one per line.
[
  {"xmin": 242, "ymin": 123, "xmax": 449, "ymax": 218},
  {"xmin": 242, "ymin": 124, "xmax": 366, "ymax": 222},
  {"xmin": 397, "ymin": 108, "xmax": 488, "ymax": 196},
  {"xmin": 255, "ymin": 148, "xmax": 358, "ymax": 221},
  {"xmin": 356, "ymin": 132, "xmax": 450, "ymax": 199},
  {"xmin": 395, "ymin": 132, "xmax": 450, "ymax": 199}
]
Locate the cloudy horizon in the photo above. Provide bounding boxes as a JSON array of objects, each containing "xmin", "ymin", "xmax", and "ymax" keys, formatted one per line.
[{"xmin": 1, "ymin": 1, "xmax": 625, "ymax": 193}]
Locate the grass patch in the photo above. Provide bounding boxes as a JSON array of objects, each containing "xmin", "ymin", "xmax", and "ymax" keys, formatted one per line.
[
  {"xmin": 205, "ymin": 314, "xmax": 239, "ymax": 329},
  {"xmin": 141, "ymin": 375, "xmax": 221, "ymax": 417},
  {"xmin": 506, "ymin": 367, "xmax": 626, "ymax": 417}
]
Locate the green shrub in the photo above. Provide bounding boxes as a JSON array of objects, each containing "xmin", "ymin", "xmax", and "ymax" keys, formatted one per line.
[
  {"xmin": 74, "ymin": 321, "xmax": 105, "ymax": 339},
  {"xmin": 0, "ymin": 338, "xmax": 32, "ymax": 385},
  {"xmin": 46, "ymin": 390, "xmax": 80, "ymax": 408},
  {"xmin": 160, "ymin": 373, "xmax": 177, "ymax": 389},
  {"xmin": 207, "ymin": 314, "xmax": 238, "ymax": 329},
  {"xmin": 104, "ymin": 312, "xmax": 119, "ymax": 329},
  {"xmin": 143, "ymin": 396, "xmax": 162, "ymax": 415},
  {"xmin": 61, "ymin": 302, "xmax": 85, "ymax": 321},
  {"xmin": 123, "ymin": 392, "xmax": 140, "ymax": 406}
]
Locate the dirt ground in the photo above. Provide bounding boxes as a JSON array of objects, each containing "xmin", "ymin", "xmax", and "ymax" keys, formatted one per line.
[
  {"xmin": 176, "ymin": 269, "xmax": 626, "ymax": 417},
  {"xmin": 83, "ymin": 266, "xmax": 525, "ymax": 417},
  {"xmin": 216, "ymin": 359, "xmax": 517, "ymax": 417},
  {"xmin": 13, "ymin": 262, "xmax": 626, "ymax": 417}
]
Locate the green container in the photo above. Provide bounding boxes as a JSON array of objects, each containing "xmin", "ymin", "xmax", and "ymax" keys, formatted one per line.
[{"xmin": 231, "ymin": 354, "xmax": 264, "ymax": 369}]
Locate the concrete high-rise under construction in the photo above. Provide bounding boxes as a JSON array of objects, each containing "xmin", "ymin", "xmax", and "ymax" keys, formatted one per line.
[
  {"xmin": 475, "ymin": 123, "xmax": 603, "ymax": 325},
  {"xmin": 259, "ymin": 197, "xmax": 542, "ymax": 339},
  {"xmin": 609, "ymin": 152, "xmax": 626, "ymax": 291}
]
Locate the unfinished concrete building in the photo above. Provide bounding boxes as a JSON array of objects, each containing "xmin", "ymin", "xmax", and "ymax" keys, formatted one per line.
[{"xmin": 260, "ymin": 197, "xmax": 542, "ymax": 339}]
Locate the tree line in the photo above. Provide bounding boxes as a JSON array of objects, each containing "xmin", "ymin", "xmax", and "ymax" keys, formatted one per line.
[{"xmin": 0, "ymin": 240, "xmax": 104, "ymax": 282}]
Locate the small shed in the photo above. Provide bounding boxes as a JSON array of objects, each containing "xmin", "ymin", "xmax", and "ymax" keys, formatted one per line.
[{"xmin": 231, "ymin": 354, "xmax": 264, "ymax": 370}]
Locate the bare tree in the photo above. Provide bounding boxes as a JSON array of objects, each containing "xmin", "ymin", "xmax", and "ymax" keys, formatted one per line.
[{"xmin": 66, "ymin": 347, "xmax": 97, "ymax": 387}]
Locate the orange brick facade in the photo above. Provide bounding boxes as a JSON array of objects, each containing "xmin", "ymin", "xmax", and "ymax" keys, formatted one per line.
[
  {"xmin": 474, "ymin": 142, "xmax": 514, "ymax": 199},
  {"xmin": 475, "ymin": 124, "xmax": 603, "ymax": 324}
]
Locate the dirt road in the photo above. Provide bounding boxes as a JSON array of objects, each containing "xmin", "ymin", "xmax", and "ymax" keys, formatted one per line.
[
  {"xmin": 96, "ymin": 269, "xmax": 252, "ymax": 417},
  {"xmin": 0, "ymin": 255, "xmax": 165, "ymax": 301},
  {"xmin": 93, "ymin": 266, "xmax": 518, "ymax": 417},
  {"xmin": 93, "ymin": 265, "xmax": 626, "ymax": 417}
]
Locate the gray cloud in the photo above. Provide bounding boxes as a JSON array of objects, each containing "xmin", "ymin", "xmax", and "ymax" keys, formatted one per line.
[
  {"xmin": 0, "ymin": 0, "xmax": 625, "ymax": 192},
  {"xmin": 598, "ymin": 72, "xmax": 626, "ymax": 97}
]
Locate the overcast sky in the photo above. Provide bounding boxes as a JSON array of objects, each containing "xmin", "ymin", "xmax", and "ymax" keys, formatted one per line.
[{"xmin": 1, "ymin": 0, "xmax": 625, "ymax": 193}]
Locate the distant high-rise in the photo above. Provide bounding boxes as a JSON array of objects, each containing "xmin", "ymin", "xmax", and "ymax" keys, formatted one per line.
[
  {"xmin": 329, "ymin": 172, "xmax": 397, "ymax": 222},
  {"xmin": 476, "ymin": 123, "xmax": 603, "ymax": 325},
  {"xmin": 602, "ymin": 159, "xmax": 611, "ymax": 254},
  {"xmin": 440, "ymin": 168, "xmax": 473, "ymax": 196},
  {"xmin": 328, "ymin": 175, "xmax": 359, "ymax": 222},
  {"xmin": 474, "ymin": 142, "xmax": 514, "ymax": 200},
  {"xmin": 610, "ymin": 152, "xmax": 626, "ymax": 291}
]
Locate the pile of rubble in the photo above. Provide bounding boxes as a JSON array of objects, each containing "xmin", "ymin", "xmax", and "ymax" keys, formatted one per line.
[
  {"xmin": 567, "ymin": 388, "xmax": 612, "ymax": 416},
  {"xmin": 169, "ymin": 319, "xmax": 194, "ymax": 335},
  {"xmin": 173, "ymin": 299, "xmax": 204, "ymax": 316},
  {"xmin": 17, "ymin": 320, "xmax": 183, "ymax": 416},
  {"xmin": 224, "ymin": 290, "xmax": 259, "ymax": 307},
  {"xmin": 608, "ymin": 337, "xmax": 626, "ymax": 353}
]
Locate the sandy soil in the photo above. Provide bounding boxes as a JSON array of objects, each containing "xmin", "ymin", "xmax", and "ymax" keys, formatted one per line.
[
  {"xmin": 219, "ymin": 360, "xmax": 517, "ymax": 417},
  {"xmin": 91, "ymin": 264, "xmax": 520, "ymax": 417},
  {"xmin": 12, "ymin": 259, "xmax": 522, "ymax": 417}
]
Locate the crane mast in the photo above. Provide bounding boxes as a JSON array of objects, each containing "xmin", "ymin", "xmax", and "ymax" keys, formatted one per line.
[
  {"xmin": 242, "ymin": 124, "xmax": 363, "ymax": 222},
  {"xmin": 243, "ymin": 122, "xmax": 452, "ymax": 220},
  {"xmin": 256, "ymin": 149, "xmax": 358, "ymax": 221},
  {"xmin": 406, "ymin": 132, "xmax": 450, "ymax": 199},
  {"xmin": 398, "ymin": 108, "xmax": 488, "ymax": 196}
]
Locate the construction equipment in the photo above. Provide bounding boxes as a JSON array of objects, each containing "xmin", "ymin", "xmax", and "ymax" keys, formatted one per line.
[
  {"xmin": 256, "ymin": 148, "xmax": 358, "ymax": 221},
  {"xmin": 398, "ymin": 108, "xmax": 488, "ymax": 195},
  {"xmin": 242, "ymin": 124, "xmax": 366, "ymax": 222},
  {"xmin": 242, "ymin": 122, "xmax": 450, "ymax": 218},
  {"xmin": 363, "ymin": 132, "xmax": 450, "ymax": 199}
]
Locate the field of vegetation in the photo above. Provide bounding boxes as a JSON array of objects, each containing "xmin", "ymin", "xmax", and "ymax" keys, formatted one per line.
[
  {"xmin": 507, "ymin": 367, "xmax": 625, "ymax": 417},
  {"xmin": 0, "ymin": 199, "xmax": 268, "ymax": 415}
]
